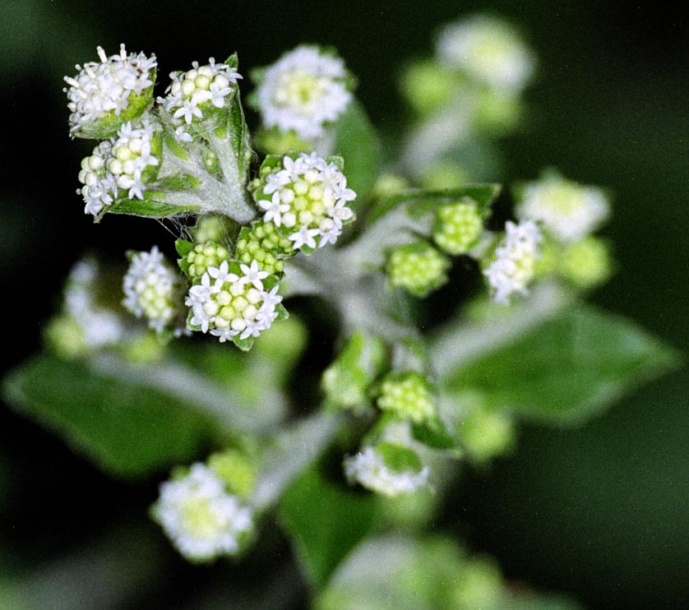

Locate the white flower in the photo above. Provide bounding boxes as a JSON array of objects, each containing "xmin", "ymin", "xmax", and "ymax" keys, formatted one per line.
[
  {"xmin": 436, "ymin": 15, "xmax": 535, "ymax": 93},
  {"xmin": 152, "ymin": 463, "xmax": 254, "ymax": 562},
  {"xmin": 159, "ymin": 58, "xmax": 242, "ymax": 125},
  {"xmin": 64, "ymin": 44, "xmax": 157, "ymax": 137},
  {"xmin": 63, "ymin": 259, "xmax": 125, "ymax": 349},
  {"xmin": 255, "ymin": 152, "xmax": 356, "ymax": 250},
  {"xmin": 185, "ymin": 260, "xmax": 282, "ymax": 342},
  {"xmin": 483, "ymin": 219, "xmax": 542, "ymax": 304},
  {"xmin": 515, "ymin": 175, "xmax": 610, "ymax": 243},
  {"xmin": 344, "ymin": 446, "xmax": 430, "ymax": 497},
  {"xmin": 122, "ymin": 246, "xmax": 186, "ymax": 334},
  {"xmin": 255, "ymin": 45, "xmax": 352, "ymax": 140},
  {"xmin": 77, "ymin": 121, "xmax": 160, "ymax": 215}
]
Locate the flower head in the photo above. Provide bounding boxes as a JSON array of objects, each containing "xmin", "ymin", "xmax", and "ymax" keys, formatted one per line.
[
  {"xmin": 122, "ymin": 246, "xmax": 187, "ymax": 334},
  {"xmin": 185, "ymin": 260, "xmax": 283, "ymax": 344},
  {"xmin": 377, "ymin": 371, "xmax": 437, "ymax": 424},
  {"xmin": 255, "ymin": 153, "xmax": 356, "ymax": 251},
  {"xmin": 62, "ymin": 258, "xmax": 125, "ymax": 350},
  {"xmin": 160, "ymin": 58, "xmax": 242, "ymax": 125},
  {"xmin": 77, "ymin": 121, "xmax": 160, "ymax": 215},
  {"xmin": 152, "ymin": 463, "xmax": 254, "ymax": 562},
  {"xmin": 515, "ymin": 174, "xmax": 610, "ymax": 243},
  {"xmin": 387, "ymin": 241, "xmax": 450, "ymax": 297},
  {"xmin": 64, "ymin": 44, "xmax": 157, "ymax": 138},
  {"xmin": 344, "ymin": 444, "xmax": 430, "ymax": 497},
  {"xmin": 483, "ymin": 219, "xmax": 542, "ymax": 303},
  {"xmin": 254, "ymin": 46, "xmax": 352, "ymax": 141},
  {"xmin": 433, "ymin": 200, "xmax": 484, "ymax": 255},
  {"xmin": 436, "ymin": 15, "xmax": 535, "ymax": 93}
]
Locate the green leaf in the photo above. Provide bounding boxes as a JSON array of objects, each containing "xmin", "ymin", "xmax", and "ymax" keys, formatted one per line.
[
  {"xmin": 367, "ymin": 184, "xmax": 500, "ymax": 225},
  {"xmin": 279, "ymin": 466, "xmax": 376, "ymax": 590},
  {"xmin": 411, "ymin": 416, "xmax": 458, "ymax": 452},
  {"xmin": 332, "ymin": 99, "xmax": 380, "ymax": 204},
  {"xmin": 442, "ymin": 306, "xmax": 681, "ymax": 425},
  {"xmin": 2, "ymin": 355, "xmax": 221, "ymax": 479},
  {"xmin": 103, "ymin": 196, "xmax": 200, "ymax": 219}
]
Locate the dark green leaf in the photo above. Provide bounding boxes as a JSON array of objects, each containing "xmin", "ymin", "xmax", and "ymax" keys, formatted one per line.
[
  {"xmin": 443, "ymin": 306, "xmax": 681, "ymax": 425},
  {"xmin": 412, "ymin": 416, "xmax": 458, "ymax": 451},
  {"xmin": 279, "ymin": 466, "xmax": 376, "ymax": 590},
  {"xmin": 332, "ymin": 99, "xmax": 380, "ymax": 204},
  {"xmin": 3, "ymin": 355, "xmax": 221, "ymax": 479},
  {"xmin": 103, "ymin": 196, "xmax": 199, "ymax": 219}
]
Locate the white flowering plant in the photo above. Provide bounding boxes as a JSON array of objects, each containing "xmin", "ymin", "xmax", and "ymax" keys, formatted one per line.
[{"xmin": 3, "ymin": 14, "xmax": 680, "ymax": 609}]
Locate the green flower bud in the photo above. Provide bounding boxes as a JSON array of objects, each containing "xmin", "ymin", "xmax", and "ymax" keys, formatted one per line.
[
  {"xmin": 180, "ymin": 241, "xmax": 231, "ymax": 281},
  {"xmin": 400, "ymin": 59, "xmax": 455, "ymax": 114},
  {"xmin": 208, "ymin": 450, "xmax": 256, "ymax": 499},
  {"xmin": 433, "ymin": 200, "xmax": 484, "ymax": 255},
  {"xmin": 559, "ymin": 236, "xmax": 612, "ymax": 288},
  {"xmin": 322, "ymin": 332, "xmax": 388, "ymax": 412},
  {"xmin": 376, "ymin": 371, "xmax": 437, "ymax": 424},
  {"xmin": 235, "ymin": 220, "xmax": 295, "ymax": 276},
  {"xmin": 387, "ymin": 241, "xmax": 450, "ymax": 297},
  {"xmin": 458, "ymin": 408, "xmax": 515, "ymax": 462}
]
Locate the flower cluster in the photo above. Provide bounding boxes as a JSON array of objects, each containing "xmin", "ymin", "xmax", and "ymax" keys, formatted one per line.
[
  {"xmin": 64, "ymin": 44, "xmax": 157, "ymax": 138},
  {"xmin": 515, "ymin": 174, "xmax": 610, "ymax": 243},
  {"xmin": 255, "ymin": 152, "xmax": 356, "ymax": 251},
  {"xmin": 344, "ymin": 445, "xmax": 430, "ymax": 497},
  {"xmin": 377, "ymin": 371, "xmax": 437, "ymax": 424},
  {"xmin": 433, "ymin": 200, "xmax": 484, "ymax": 255},
  {"xmin": 253, "ymin": 45, "xmax": 352, "ymax": 141},
  {"xmin": 159, "ymin": 58, "xmax": 242, "ymax": 126},
  {"xmin": 387, "ymin": 241, "xmax": 450, "ymax": 297},
  {"xmin": 77, "ymin": 121, "xmax": 160, "ymax": 215},
  {"xmin": 483, "ymin": 219, "xmax": 542, "ymax": 303},
  {"xmin": 122, "ymin": 246, "xmax": 186, "ymax": 335},
  {"xmin": 186, "ymin": 260, "xmax": 282, "ymax": 343},
  {"xmin": 152, "ymin": 463, "xmax": 254, "ymax": 562},
  {"xmin": 435, "ymin": 15, "xmax": 535, "ymax": 93}
]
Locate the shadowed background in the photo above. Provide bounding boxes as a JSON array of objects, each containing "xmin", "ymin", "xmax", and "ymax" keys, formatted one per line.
[{"xmin": 1, "ymin": 1, "xmax": 688, "ymax": 608}]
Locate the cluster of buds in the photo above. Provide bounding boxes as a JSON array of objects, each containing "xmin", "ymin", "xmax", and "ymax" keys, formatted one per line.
[{"xmin": 152, "ymin": 461, "xmax": 255, "ymax": 562}]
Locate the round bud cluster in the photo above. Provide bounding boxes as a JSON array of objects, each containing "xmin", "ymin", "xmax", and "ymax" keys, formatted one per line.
[
  {"xmin": 182, "ymin": 242, "xmax": 231, "ymax": 281},
  {"xmin": 186, "ymin": 261, "xmax": 282, "ymax": 343},
  {"xmin": 387, "ymin": 241, "xmax": 450, "ymax": 297},
  {"xmin": 483, "ymin": 219, "xmax": 542, "ymax": 303},
  {"xmin": 64, "ymin": 44, "xmax": 157, "ymax": 138},
  {"xmin": 255, "ymin": 153, "xmax": 356, "ymax": 251},
  {"xmin": 235, "ymin": 221, "xmax": 294, "ymax": 276},
  {"xmin": 160, "ymin": 58, "xmax": 242, "ymax": 125},
  {"xmin": 122, "ymin": 246, "xmax": 187, "ymax": 334},
  {"xmin": 433, "ymin": 200, "xmax": 484, "ymax": 255},
  {"xmin": 77, "ymin": 121, "xmax": 160, "ymax": 216},
  {"xmin": 254, "ymin": 45, "xmax": 352, "ymax": 141},
  {"xmin": 152, "ymin": 463, "xmax": 254, "ymax": 563},
  {"xmin": 377, "ymin": 371, "xmax": 437, "ymax": 424}
]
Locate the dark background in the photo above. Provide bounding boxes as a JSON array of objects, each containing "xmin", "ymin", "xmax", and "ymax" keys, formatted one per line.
[{"xmin": 2, "ymin": 1, "xmax": 689, "ymax": 608}]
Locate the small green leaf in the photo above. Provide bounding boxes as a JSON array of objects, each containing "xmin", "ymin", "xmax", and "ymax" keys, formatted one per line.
[
  {"xmin": 103, "ymin": 196, "xmax": 200, "ymax": 219},
  {"xmin": 442, "ymin": 306, "xmax": 681, "ymax": 425},
  {"xmin": 279, "ymin": 466, "xmax": 376, "ymax": 590},
  {"xmin": 412, "ymin": 416, "xmax": 458, "ymax": 452},
  {"xmin": 332, "ymin": 99, "xmax": 380, "ymax": 204},
  {"xmin": 3, "ymin": 355, "xmax": 220, "ymax": 479},
  {"xmin": 367, "ymin": 184, "xmax": 500, "ymax": 225}
]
